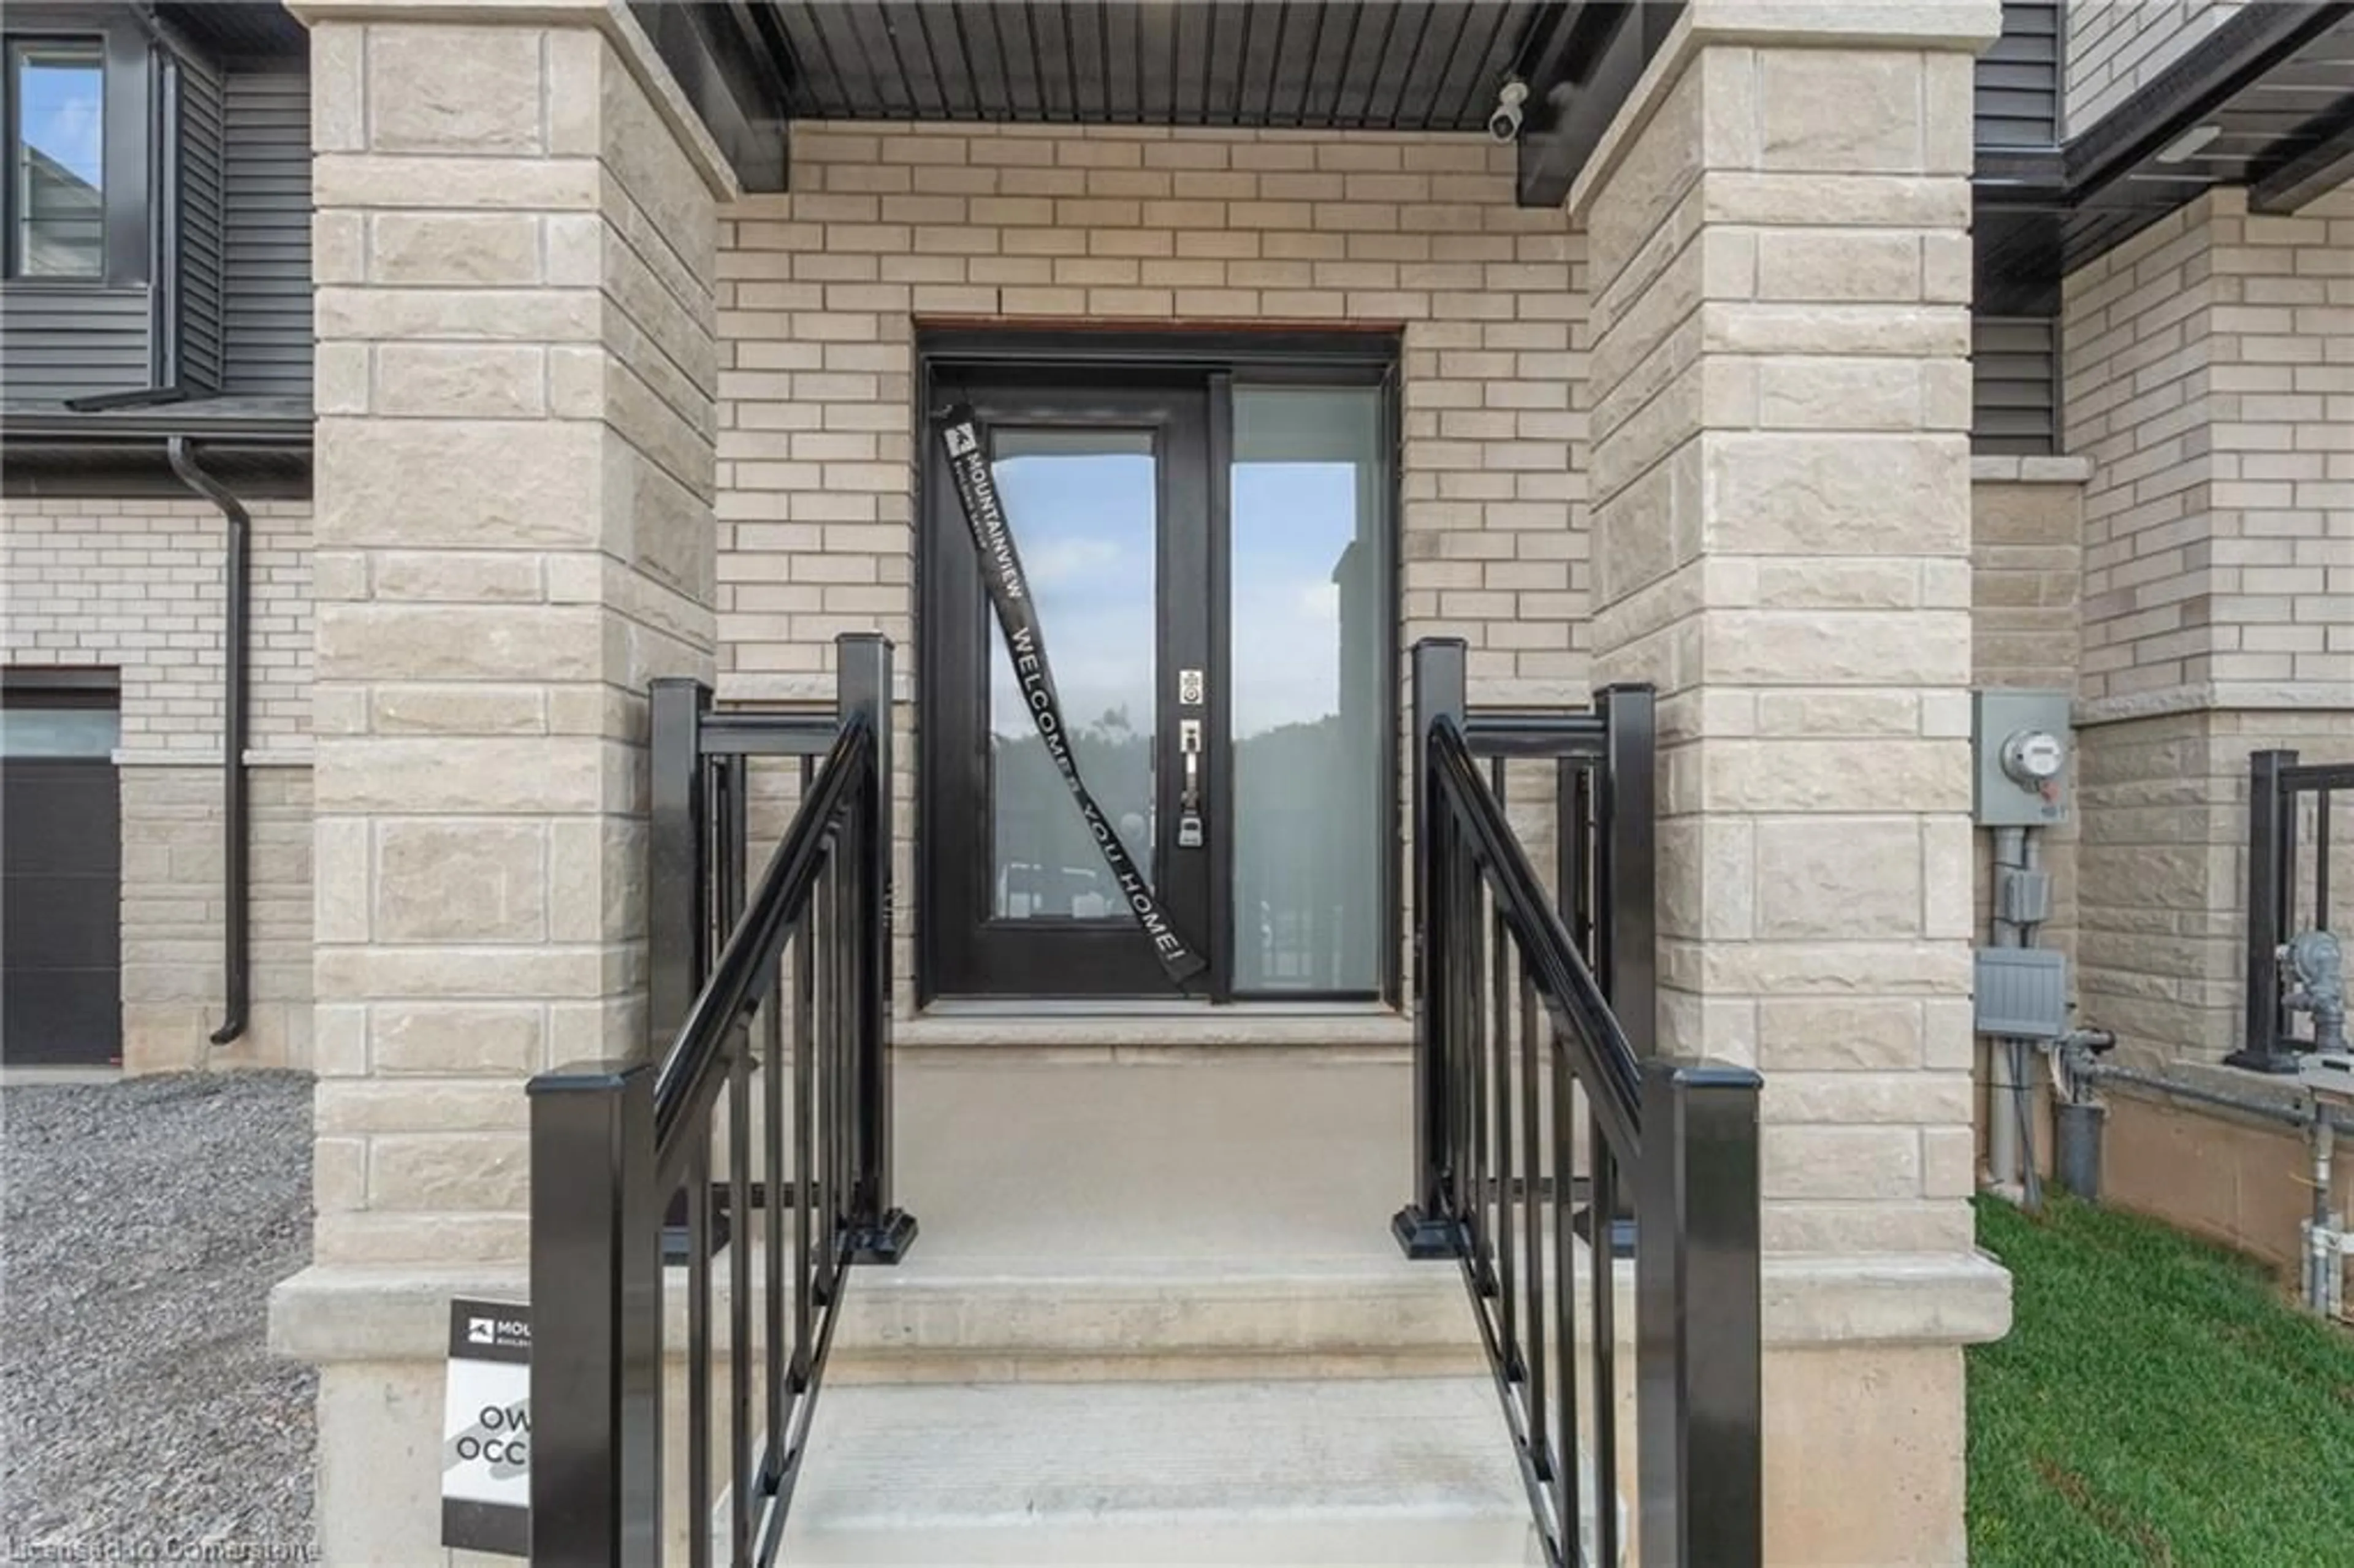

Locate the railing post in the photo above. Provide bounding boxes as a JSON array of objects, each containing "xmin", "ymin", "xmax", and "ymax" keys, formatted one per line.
[
  {"xmin": 838, "ymin": 632, "xmax": 916, "ymax": 1262},
  {"xmin": 1396, "ymin": 637, "xmax": 1466, "ymax": 1258},
  {"xmin": 1635, "ymin": 1055, "xmax": 1763, "ymax": 1568},
  {"xmin": 2230, "ymin": 748, "xmax": 2301, "ymax": 1073},
  {"xmin": 528, "ymin": 1059, "xmax": 662, "ymax": 1568},
  {"xmin": 1596, "ymin": 683, "xmax": 1658, "ymax": 1059},
  {"xmin": 648, "ymin": 677, "xmax": 710, "ymax": 1058}
]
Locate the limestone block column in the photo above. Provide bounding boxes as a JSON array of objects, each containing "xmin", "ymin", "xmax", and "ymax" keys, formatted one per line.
[
  {"xmin": 273, "ymin": 6, "xmax": 736, "ymax": 1561},
  {"xmin": 1571, "ymin": 5, "xmax": 2008, "ymax": 1561}
]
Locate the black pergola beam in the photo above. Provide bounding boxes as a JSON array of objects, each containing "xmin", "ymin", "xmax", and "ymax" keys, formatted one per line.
[
  {"xmin": 2250, "ymin": 93, "xmax": 2354, "ymax": 212},
  {"xmin": 1516, "ymin": 1, "xmax": 1681, "ymax": 209},
  {"xmin": 631, "ymin": 1, "xmax": 794, "ymax": 192}
]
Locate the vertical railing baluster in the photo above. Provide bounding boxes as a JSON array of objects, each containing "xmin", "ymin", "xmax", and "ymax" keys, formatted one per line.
[
  {"xmin": 1466, "ymin": 869, "xmax": 1490, "ymax": 1282},
  {"xmin": 1590, "ymin": 1124, "xmax": 1621, "ymax": 1568},
  {"xmin": 1520, "ymin": 970, "xmax": 1548, "ymax": 1484},
  {"xmin": 792, "ymin": 889, "xmax": 815, "ymax": 1391},
  {"xmin": 812, "ymin": 856, "xmax": 837, "ymax": 1307},
  {"xmin": 2318, "ymin": 788, "xmax": 2333, "ymax": 935},
  {"xmin": 1441, "ymin": 819, "xmax": 1459, "ymax": 1224},
  {"xmin": 1550, "ymin": 1054, "xmax": 1580, "ymax": 1562},
  {"xmin": 1493, "ymin": 835, "xmax": 1520, "ymax": 1375},
  {"xmin": 687, "ymin": 1142, "xmax": 714, "ymax": 1568},
  {"xmin": 726, "ymin": 1016, "xmax": 753, "ymax": 1565},
  {"xmin": 761, "ymin": 950, "xmax": 785, "ymax": 1488},
  {"xmin": 829, "ymin": 842, "xmax": 853, "ymax": 1283},
  {"xmin": 1571, "ymin": 765, "xmax": 1594, "ymax": 966},
  {"xmin": 649, "ymin": 678, "xmax": 709, "ymax": 1057}
]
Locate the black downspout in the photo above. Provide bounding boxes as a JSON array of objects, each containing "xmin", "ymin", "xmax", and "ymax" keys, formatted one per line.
[{"xmin": 166, "ymin": 436, "xmax": 249, "ymax": 1048}]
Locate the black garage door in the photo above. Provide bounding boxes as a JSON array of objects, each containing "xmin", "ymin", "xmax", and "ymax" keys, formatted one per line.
[{"xmin": 2, "ymin": 674, "xmax": 122, "ymax": 1067}]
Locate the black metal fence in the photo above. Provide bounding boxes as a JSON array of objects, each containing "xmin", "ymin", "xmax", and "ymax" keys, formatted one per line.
[
  {"xmin": 2236, "ymin": 748, "xmax": 2354, "ymax": 1073},
  {"xmin": 1395, "ymin": 638, "xmax": 1763, "ymax": 1568},
  {"xmin": 527, "ymin": 633, "xmax": 914, "ymax": 1568}
]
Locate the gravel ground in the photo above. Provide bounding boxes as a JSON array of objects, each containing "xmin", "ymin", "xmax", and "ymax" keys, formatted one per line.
[{"xmin": 2, "ymin": 1071, "xmax": 316, "ymax": 1558}]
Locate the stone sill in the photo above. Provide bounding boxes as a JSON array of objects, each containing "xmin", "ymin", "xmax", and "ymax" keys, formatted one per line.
[
  {"xmin": 112, "ymin": 747, "xmax": 313, "ymax": 769},
  {"xmin": 1973, "ymin": 454, "xmax": 2093, "ymax": 485},
  {"xmin": 2076, "ymin": 684, "xmax": 2354, "ymax": 726},
  {"xmin": 269, "ymin": 1249, "xmax": 2009, "ymax": 1365}
]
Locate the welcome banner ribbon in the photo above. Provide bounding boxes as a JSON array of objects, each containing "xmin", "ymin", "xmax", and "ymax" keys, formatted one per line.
[{"xmin": 937, "ymin": 404, "xmax": 1209, "ymax": 989}]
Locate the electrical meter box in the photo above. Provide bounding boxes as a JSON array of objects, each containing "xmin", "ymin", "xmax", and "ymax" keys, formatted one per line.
[{"xmin": 1973, "ymin": 689, "xmax": 2072, "ymax": 827}]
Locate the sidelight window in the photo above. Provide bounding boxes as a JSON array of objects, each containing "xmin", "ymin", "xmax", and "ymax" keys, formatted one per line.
[{"xmin": 1230, "ymin": 384, "xmax": 1390, "ymax": 995}]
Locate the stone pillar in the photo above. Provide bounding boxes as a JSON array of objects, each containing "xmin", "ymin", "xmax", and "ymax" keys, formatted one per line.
[
  {"xmin": 271, "ymin": 6, "xmax": 734, "ymax": 1561},
  {"xmin": 1571, "ymin": 5, "xmax": 2008, "ymax": 1561}
]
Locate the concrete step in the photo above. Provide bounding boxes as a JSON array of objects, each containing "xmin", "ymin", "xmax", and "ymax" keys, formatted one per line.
[
  {"xmin": 780, "ymin": 1376, "xmax": 1553, "ymax": 1566},
  {"xmin": 824, "ymin": 1055, "xmax": 1480, "ymax": 1376}
]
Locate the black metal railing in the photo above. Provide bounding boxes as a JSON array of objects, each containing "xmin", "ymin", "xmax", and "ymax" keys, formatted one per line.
[
  {"xmin": 528, "ymin": 633, "xmax": 915, "ymax": 1568},
  {"xmin": 1395, "ymin": 638, "xmax": 1762, "ymax": 1568},
  {"xmin": 2234, "ymin": 748, "xmax": 2354, "ymax": 1073}
]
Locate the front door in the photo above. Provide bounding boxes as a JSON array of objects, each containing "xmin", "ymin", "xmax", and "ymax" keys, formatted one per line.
[{"xmin": 922, "ymin": 356, "xmax": 1395, "ymax": 1003}]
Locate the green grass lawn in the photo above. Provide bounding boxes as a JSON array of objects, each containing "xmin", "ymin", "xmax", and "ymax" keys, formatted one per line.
[{"xmin": 1970, "ymin": 1195, "xmax": 2354, "ymax": 1566}]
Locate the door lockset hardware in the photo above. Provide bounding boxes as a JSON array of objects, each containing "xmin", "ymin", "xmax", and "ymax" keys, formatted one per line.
[
  {"xmin": 1179, "ymin": 668, "xmax": 1205, "ymax": 706},
  {"xmin": 1177, "ymin": 719, "xmax": 1205, "ymax": 847}
]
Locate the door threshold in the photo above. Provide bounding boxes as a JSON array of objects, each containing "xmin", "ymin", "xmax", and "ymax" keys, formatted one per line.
[
  {"xmin": 897, "ymin": 1004, "xmax": 1411, "ymax": 1054},
  {"xmin": 918, "ymin": 999, "xmax": 1394, "ymax": 1018}
]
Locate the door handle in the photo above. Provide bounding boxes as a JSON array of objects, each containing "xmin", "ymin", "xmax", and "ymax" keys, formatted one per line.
[{"xmin": 1177, "ymin": 719, "xmax": 1204, "ymax": 848}]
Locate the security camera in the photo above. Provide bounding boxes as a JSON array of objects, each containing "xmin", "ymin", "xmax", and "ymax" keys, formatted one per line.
[{"xmin": 1488, "ymin": 78, "xmax": 1528, "ymax": 143}]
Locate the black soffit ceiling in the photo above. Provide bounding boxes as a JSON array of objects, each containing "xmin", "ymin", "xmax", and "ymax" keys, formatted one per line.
[
  {"xmin": 1978, "ymin": 2, "xmax": 2354, "ymax": 315},
  {"xmin": 641, "ymin": 2, "xmax": 1683, "ymax": 205},
  {"xmin": 771, "ymin": 1, "xmax": 1538, "ymax": 129}
]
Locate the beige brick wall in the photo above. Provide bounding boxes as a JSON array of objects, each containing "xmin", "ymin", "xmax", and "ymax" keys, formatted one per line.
[
  {"xmin": 2, "ymin": 495, "xmax": 314, "ymax": 1070},
  {"xmin": 2062, "ymin": 179, "xmax": 2353, "ymax": 1067},
  {"xmin": 2063, "ymin": 185, "xmax": 2354, "ymax": 714},
  {"xmin": 715, "ymin": 122, "xmax": 1586, "ymax": 699},
  {"xmin": 1, "ymin": 497, "xmax": 313, "ymax": 747},
  {"xmin": 2066, "ymin": 0, "xmax": 2245, "ymax": 134}
]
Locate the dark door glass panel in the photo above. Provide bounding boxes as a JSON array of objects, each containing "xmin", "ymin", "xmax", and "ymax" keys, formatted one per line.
[{"xmin": 987, "ymin": 427, "xmax": 1159, "ymax": 921}]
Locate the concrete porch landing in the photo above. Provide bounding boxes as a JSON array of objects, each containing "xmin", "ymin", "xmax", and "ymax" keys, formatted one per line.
[{"xmin": 832, "ymin": 1052, "xmax": 1478, "ymax": 1374}]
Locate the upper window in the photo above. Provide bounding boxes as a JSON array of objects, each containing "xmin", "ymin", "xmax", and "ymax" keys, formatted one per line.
[{"xmin": 6, "ymin": 37, "xmax": 105, "ymax": 279}]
